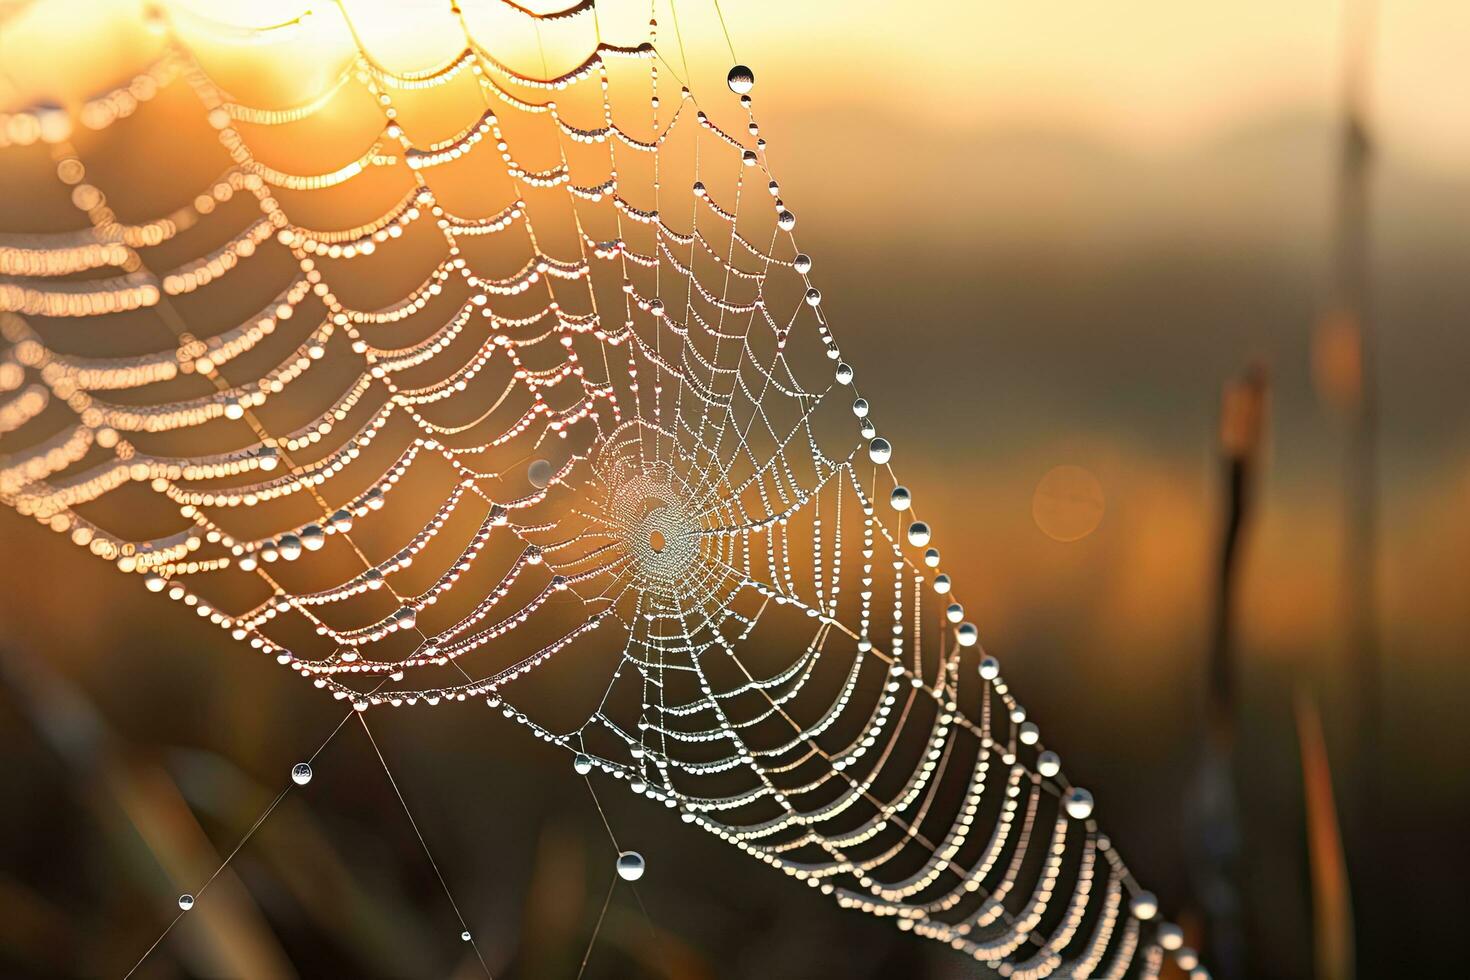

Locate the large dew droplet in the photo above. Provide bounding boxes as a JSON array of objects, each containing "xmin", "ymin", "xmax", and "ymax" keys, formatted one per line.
[
  {"xmin": 528, "ymin": 458, "xmax": 553, "ymax": 489},
  {"xmin": 1065, "ymin": 787, "xmax": 1095, "ymax": 820},
  {"xmin": 907, "ymin": 521, "xmax": 930, "ymax": 546},
  {"xmin": 291, "ymin": 762, "xmax": 313, "ymax": 786},
  {"xmin": 616, "ymin": 850, "xmax": 646, "ymax": 881},
  {"xmin": 727, "ymin": 65, "xmax": 755, "ymax": 95}
]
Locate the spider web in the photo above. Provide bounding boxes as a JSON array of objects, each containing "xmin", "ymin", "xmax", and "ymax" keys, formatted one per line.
[{"xmin": 0, "ymin": 2, "xmax": 1198, "ymax": 976}]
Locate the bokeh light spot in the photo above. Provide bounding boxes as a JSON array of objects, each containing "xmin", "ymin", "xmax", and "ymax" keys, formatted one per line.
[{"xmin": 1032, "ymin": 465, "xmax": 1105, "ymax": 542}]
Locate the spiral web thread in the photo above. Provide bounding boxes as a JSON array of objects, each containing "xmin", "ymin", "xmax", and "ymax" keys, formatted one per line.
[{"xmin": 0, "ymin": 1, "xmax": 1200, "ymax": 976}]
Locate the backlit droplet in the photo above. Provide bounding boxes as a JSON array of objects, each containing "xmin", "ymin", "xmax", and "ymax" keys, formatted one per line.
[
  {"xmin": 1065, "ymin": 787, "xmax": 1095, "ymax": 820},
  {"xmin": 1037, "ymin": 750, "xmax": 1061, "ymax": 778},
  {"xmin": 291, "ymin": 762, "xmax": 313, "ymax": 785},
  {"xmin": 1130, "ymin": 890, "xmax": 1159, "ymax": 920},
  {"xmin": 574, "ymin": 753, "xmax": 593, "ymax": 775},
  {"xmin": 461, "ymin": 930, "xmax": 472, "ymax": 942},
  {"xmin": 907, "ymin": 521, "xmax": 930, "ymax": 546},
  {"xmin": 793, "ymin": 253, "xmax": 812, "ymax": 274},
  {"xmin": 616, "ymin": 850, "xmax": 645, "ymax": 881},
  {"xmin": 726, "ymin": 64, "xmax": 755, "ymax": 94},
  {"xmin": 1158, "ymin": 923, "xmax": 1185, "ymax": 950},
  {"xmin": 868, "ymin": 438, "xmax": 891, "ymax": 464},
  {"xmin": 528, "ymin": 458, "xmax": 553, "ymax": 489},
  {"xmin": 178, "ymin": 893, "xmax": 195, "ymax": 911},
  {"xmin": 956, "ymin": 622, "xmax": 978, "ymax": 647},
  {"xmin": 978, "ymin": 655, "xmax": 1000, "ymax": 680},
  {"xmin": 889, "ymin": 486, "xmax": 910, "ymax": 510}
]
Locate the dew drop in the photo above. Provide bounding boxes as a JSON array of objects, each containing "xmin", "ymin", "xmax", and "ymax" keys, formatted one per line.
[
  {"xmin": 616, "ymin": 850, "xmax": 646, "ymax": 881},
  {"xmin": 1065, "ymin": 788, "xmax": 1095, "ymax": 820},
  {"xmin": 906, "ymin": 521, "xmax": 930, "ymax": 546},
  {"xmin": 727, "ymin": 64, "xmax": 755, "ymax": 94}
]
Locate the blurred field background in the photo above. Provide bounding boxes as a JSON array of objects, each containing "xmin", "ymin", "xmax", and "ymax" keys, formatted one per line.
[{"xmin": 1, "ymin": 1, "xmax": 1467, "ymax": 977}]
